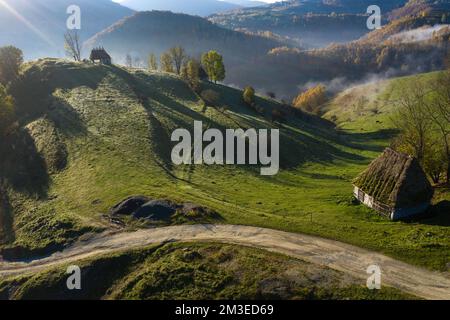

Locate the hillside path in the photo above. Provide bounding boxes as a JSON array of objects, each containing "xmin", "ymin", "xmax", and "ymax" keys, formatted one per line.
[{"xmin": 0, "ymin": 224, "xmax": 449, "ymax": 300}]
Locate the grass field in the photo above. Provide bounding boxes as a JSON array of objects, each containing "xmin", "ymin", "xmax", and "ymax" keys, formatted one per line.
[{"xmin": 0, "ymin": 59, "xmax": 448, "ymax": 272}]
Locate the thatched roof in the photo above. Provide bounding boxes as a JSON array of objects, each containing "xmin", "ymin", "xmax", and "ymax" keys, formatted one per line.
[
  {"xmin": 90, "ymin": 47, "xmax": 111, "ymax": 61},
  {"xmin": 353, "ymin": 148, "xmax": 433, "ymax": 208}
]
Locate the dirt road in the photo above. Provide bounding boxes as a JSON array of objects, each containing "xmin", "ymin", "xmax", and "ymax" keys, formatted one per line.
[{"xmin": 0, "ymin": 224, "xmax": 449, "ymax": 300}]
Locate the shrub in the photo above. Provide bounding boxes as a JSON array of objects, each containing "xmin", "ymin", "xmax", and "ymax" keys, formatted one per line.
[
  {"xmin": 201, "ymin": 89, "xmax": 220, "ymax": 107},
  {"xmin": 292, "ymin": 85, "xmax": 328, "ymax": 114},
  {"xmin": 243, "ymin": 86, "xmax": 256, "ymax": 106},
  {"xmin": 0, "ymin": 84, "xmax": 15, "ymax": 136},
  {"xmin": 186, "ymin": 59, "xmax": 201, "ymax": 92},
  {"xmin": 266, "ymin": 92, "xmax": 276, "ymax": 99},
  {"xmin": 0, "ymin": 46, "xmax": 23, "ymax": 85},
  {"xmin": 271, "ymin": 108, "xmax": 286, "ymax": 123}
]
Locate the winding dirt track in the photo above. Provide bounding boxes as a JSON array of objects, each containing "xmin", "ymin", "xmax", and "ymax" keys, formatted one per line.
[{"xmin": 0, "ymin": 224, "xmax": 449, "ymax": 300}]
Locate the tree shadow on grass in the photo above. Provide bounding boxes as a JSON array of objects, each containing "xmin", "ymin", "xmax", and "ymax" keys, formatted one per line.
[
  {"xmin": 10, "ymin": 62, "xmax": 110, "ymax": 124},
  {"xmin": 0, "ymin": 182, "xmax": 15, "ymax": 244},
  {"xmin": 0, "ymin": 130, "xmax": 49, "ymax": 199},
  {"xmin": 337, "ymin": 128, "xmax": 400, "ymax": 153},
  {"xmin": 0, "ymin": 130, "xmax": 50, "ymax": 248},
  {"xmin": 420, "ymin": 200, "xmax": 450, "ymax": 227},
  {"xmin": 0, "ymin": 93, "xmax": 89, "ymax": 200},
  {"xmin": 106, "ymin": 66, "xmax": 388, "ymax": 180},
  {"xmin": 161, "ymin": 93, "xmax": 367, "ymax": 170},
  {"xmin": 48, "ymin": 96, "xmax": 88, "ymax": 138}
]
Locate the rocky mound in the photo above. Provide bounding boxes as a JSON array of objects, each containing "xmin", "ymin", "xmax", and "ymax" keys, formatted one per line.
[{"xmin": 110, "ymin": 196, "xmax": 222, "ymax": 224}]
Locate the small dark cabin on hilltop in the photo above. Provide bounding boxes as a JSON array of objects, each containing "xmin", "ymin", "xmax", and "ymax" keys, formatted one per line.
[
  {"xmin": 353, "ymin": 148, "xmax": 433, "ymax": 220},
  {"xmin": 90, "ymin": 47, "xmax": 111, "ymax": 65}
]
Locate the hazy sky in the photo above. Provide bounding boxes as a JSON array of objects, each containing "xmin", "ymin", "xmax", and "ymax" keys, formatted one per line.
[{"xmin": 113, "ymin": 0, "xmax": 282, "ymax": 3}]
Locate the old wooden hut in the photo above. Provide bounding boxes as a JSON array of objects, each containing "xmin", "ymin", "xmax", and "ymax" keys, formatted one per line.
[
  {"xmin": 89, "ymin": 47, "xmax": 111, "ymax": 65},
  {"xmin": 353, "ymin": 148, "xmax": 433, "ymax": 220}
]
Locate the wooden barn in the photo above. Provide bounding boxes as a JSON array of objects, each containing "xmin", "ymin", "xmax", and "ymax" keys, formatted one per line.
[
  {"xmin": 89, "ymin": 47, "xmax": 111, "ymax": 65},
  {"xmin": 353, "ymin": 148, "xmax": 433, "ymax": 220}
]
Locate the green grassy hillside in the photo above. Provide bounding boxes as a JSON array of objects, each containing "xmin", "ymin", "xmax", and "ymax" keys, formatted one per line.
[
  {"xmin": 85, "ymin": 11, "xmax": 284, "ymax": 66},
  {"xmin": 0, "ymin": 60, "xmax": 449, "ymax": 271}
]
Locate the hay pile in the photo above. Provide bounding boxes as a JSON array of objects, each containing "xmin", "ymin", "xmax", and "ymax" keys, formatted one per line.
[{"xmin": 353, "ymin": 148, "xmax": 433, "ymax": 208}]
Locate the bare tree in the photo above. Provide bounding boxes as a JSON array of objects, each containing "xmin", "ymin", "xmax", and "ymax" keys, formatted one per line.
[
  {"xmin": 160, "ymin": 52, "xmax": 174, "ymax": 73},
  {"xmin": 390, "ymin": 83, "xmax": 432, "ymax": 163},
  {"xmin": 148, "ymin": 53, "xmax": 158, "ymax": 71},
  {"xmin": 134, "ymin": 56, "xmax": 142, "ymax": 68},
  {"xmin": 427, "ymin": 72, "xmax": 450, "ymax": 183},
  {"xmin": 64, "ymin": 30, "xmax": 82, "ymax": 61},
  {"xmin": 169, "ymin": 46, "xmax": 187, "ymax": 75},
  {"xmin": 125, "ymin": 54, "xmax": 133, "ymax": 68}
]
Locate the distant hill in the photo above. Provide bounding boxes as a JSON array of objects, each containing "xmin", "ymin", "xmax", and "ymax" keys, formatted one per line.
[
  {"xmin": 224, "ymin": 0, "xmax": 267, "ymax": 7},
  {"xmin": 118, "ymin": 0, "xmax": 245, "ymax": 16},
  {"xmin": 85, "ymin": 11, "xmax": 285, "ymax": 68},
  {"xmin": 84, "ymin": 8, "xmax": 448, "ymax": 98},
  {"xmin": 210, "ymin": 0, "xmax": 409, "ymax": 47},
  {"xmin": 389, "ymin": 0, "xmax": 450, "ymax": 20},
  {"xmin": 0, "ymin": 0, "xmax": 133, "ymax": 59},
  {"xmin": 361, "ymin": 0, "xmax": 450, "ymax": 43},
  {"xmin": 360, "ymin": 17, "xmax": 450, "ymax": 44},
  {"xmin": 215, "ymin": 0, "xmax": 449, "ymax": 97},
  {"xmin": 213, "ymin": 0, "xmax": 409, "ymax": 16},
  {"xmin": 228, "ymin": 40, "xmax": 446, "ymax": 98}
]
